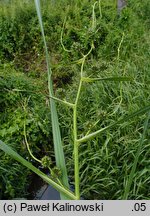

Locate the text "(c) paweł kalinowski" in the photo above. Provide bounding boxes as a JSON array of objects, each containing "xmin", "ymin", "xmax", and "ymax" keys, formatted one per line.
[{"xmin": 20, "ymin": 202, "xmax": 104, "ymax": 212}]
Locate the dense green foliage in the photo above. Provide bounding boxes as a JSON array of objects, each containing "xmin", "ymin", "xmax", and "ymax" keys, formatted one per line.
[
  {"xmin": 0, "ymin": 0, "xmax": 150, "ymax": 199},
  {"xmin": 0, "ymin": 64, "xmax": 53, "ymax": 198}
]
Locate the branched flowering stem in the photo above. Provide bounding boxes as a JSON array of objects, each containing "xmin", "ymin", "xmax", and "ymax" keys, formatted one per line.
[{"xmin": 73, "ymin": 44, "xmax": 94, "ymax": 199}]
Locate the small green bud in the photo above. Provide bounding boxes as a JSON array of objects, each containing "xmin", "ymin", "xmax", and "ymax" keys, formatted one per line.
[
  {"xmin": 51, "ymin": 166, "xmax": 62, "ymax": 179},
  {"xmin": 41, "ymin": 156, "xmax": 52, "ymax": 168}
]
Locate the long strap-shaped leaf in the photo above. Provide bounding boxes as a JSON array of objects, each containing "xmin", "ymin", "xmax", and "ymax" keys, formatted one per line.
[
  {"xmin": 34, "ymin": 0, "xmax": 69, "ymax": 199},
  {"xmin": 0, "ymin": 140, "xmax": 76, "ymax": 200},
  {"xmin": 77, "ymin": 104, "xmax": 150, "ymax": 143}
]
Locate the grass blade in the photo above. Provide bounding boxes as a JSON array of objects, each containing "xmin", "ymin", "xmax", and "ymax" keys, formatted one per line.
[
  {"xmin": 0, "ymin": 140, "xmax": 76, "ymax": 200},
  {"xmin": 123, "ymin": 111, "xmax": 150, "ymax": 199},
  {"xmin": 34, "ymin": 0, "xmax": 69, "ymax": 199},
  {"xmin": 81, "ymin": 76, "xmax": 132, "ymax": 82}
]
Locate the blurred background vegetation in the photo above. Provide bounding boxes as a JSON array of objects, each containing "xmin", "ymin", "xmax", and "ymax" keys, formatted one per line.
[{"xmin": 0, "ymin": 0, "xmax": 150, "ymax": 199}]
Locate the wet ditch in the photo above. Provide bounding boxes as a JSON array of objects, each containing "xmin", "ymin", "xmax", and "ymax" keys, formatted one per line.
[{"xmin": 27, "ymin": 173, "xmax": 60, "ymax": 200}]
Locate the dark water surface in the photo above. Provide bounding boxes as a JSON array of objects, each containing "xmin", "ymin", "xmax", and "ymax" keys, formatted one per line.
[{"xmin": 35, "ymin": 184, "xmax": 60, "ymax": 200}]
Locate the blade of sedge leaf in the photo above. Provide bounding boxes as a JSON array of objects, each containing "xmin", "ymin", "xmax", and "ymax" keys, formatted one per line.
[
  {"xmin": 0, "ymin": 140, "xmax": 76, "ymax": 200},
  {"xmin": 123, "ymin": 111, "xmax": 150, "ymax": 199},
  {"xmin": 78, "ymin": 105, "xmax": 150, "ymax": 143},
  {"xmin": 81, "ymin": 76, "xmax": 132, "ymax": 82},
  {"xmin": 34, "ymin": 0, "xmax": 69, "ymax": 199}
]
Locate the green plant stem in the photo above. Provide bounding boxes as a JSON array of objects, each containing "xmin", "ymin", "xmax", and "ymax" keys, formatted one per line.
[
  {"xmin": 61, "ymin": 16, "xmax": 72, "ymax": 53},
  {"xmin": 73, "ymin": 80, "xmax": 83, "ymax": 199},
  {"xmin": 73, "ymin": 107, "xmax": 80, "ymax": 199},
  {"xmin": 24, "ymin": 122, "xmax": 41, "ymax": 164},
  {"xmin": 75, "ymin": 80, "xmax": 83, "ymax": 104},
  {"xmin": 72, "ymin": 43, "xmax": 94, "ymax": 199}
]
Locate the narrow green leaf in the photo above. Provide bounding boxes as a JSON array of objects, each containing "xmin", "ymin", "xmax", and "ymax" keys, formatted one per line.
[
  {"xmin": 77, "ymin": 104, "xmax": 150, "ymax": 143},
  {"xmin": 81, "ymin": 76, "xmax": 132, "ymax": 83},
  {"xmin": 34, "ymin": 0, "xmax": 69, "ymax": 199},
  {"xmin": 0, "ymin": 166, "xmax": 12, "ymax": 173},
  {"xmin": 0, "ymin": 140, "xmax": 76, "ymax": 200}
]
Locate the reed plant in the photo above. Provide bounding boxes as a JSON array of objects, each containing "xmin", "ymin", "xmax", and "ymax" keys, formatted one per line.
[{"xmin": 0, "ymin": 0, "xmax": 150, "ymax": 200}]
